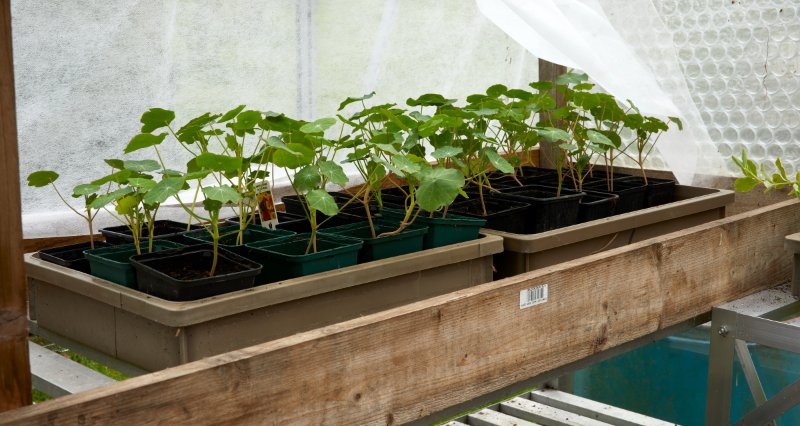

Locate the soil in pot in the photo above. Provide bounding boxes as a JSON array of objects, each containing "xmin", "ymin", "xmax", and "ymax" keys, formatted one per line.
[
  {"xmin": 493, "ymin": 185, "xmax": 584, "ymax": 233},
  {"xmin": 449, "ymin": 197, "xmax": 530, "ymax": 234},
  {"xmin": 379, "ymin": 208, "xmax": 485, "ymax": 249},
  {"xmin": 100, "ymin": 220, "xmax": 202, "ymax": 246},
  {"xmin": 38, "ymin": 240, "xmax": 113, "ymax": 274},
  {"xmin": 246, "ymin": 234, "xmax": 362, "ymax": 283},
  {"xmin": 318, "ymin": 220, "xmax": 428, "ymax": 262},
  {"xmin": 131, "ymin": 244, "xmax": 261, "ymax": 301},
  {"xmin": 84, "ymin": 240, "xmax": 185, "ymax": 288}
]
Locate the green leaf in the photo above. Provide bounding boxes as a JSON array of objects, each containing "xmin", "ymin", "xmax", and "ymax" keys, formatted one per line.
[
  {"xmin": 27, "ymin": 170, "xmax": 59, "ymax": 187},
  {"xmin": 126, "ymin": 178, "xmax": 157, "ymax": 190},
  {"xmin": 406, "ymin": 94, "xmax": 457, "ymax": 107},
  {"xmin": 115, "ymin": 194, "xmax": 141, "ymax": 215},
  {"xmin": 104, "ymin": 159, "xmax": 124, "ymax": 169},
  {"xmin": 484, "ymin": 149, "xmax": 514, "ymax": 174},
  {"xmin": 123, "ymin": 159, "xmax": 161, "ymax": 172},
  {"xmin": 431, "ymin": 146, "xmax": 462, "ymax": 159},
  {"xmin": 184, "ymin": 170, "xmax": 211, "ymax": 180},
  {"xmin": 203, "ymin": 186, "xmax": 242, "ymax": 204},
  {"xmin": 486, "ymin": 84, "xmax": 508, "ymax": 98},
  {"xmin": 91, "ymin": 170, "xmax": 132, "ymax": 186},
  {"xmin": 140, "ymin": 108, "xmax": 175, "ymax": 133},
  {"xmin": 231, "ymin": 110, "xmax": 262, "ymax": 133},
  {"xmin": 272, "ymin": 143, "xmax": 314, "ymax": 169},
  {"xmin": 319, "ymin": 160, "xmax": 348, "ymax": 187},
  {"xmin": 734, "ymin": 177, "xmax": 761, "ymax": 193},
  {"xmin": 556, "ymin": 72, "xmax": 589, "ymax": 85},
  {"xmin": 776, "ymin": 158, "xmax": 787, "ymax": 180},
  {"xmin": 536, "ymin": 127, "xmax": 571, "ymax": 143},
  {"xmin": 586, "ymin": 130, "xmax": 615, "ymax": 147},
  {"xmin": 392, "ymin": 155, "xmax": 421, "ymax": 175},
  {"xmin": 219, "ymin": 105, "xmax": 246, "ymax": 122},
  {"xmin": 194, "ymin": 152, "xmax": 241, "ymax": 173},
  {"xmin": 143, "ymin": 177, "xmax": 185, "ymax": 205},
  {"xmin": 89, "ymin": 187, "xmax": 135, "ymax": 209},
  {"xmin": 299, "ymin": 117, "xmax": 337, "ymax": 134},
  {"xmin": 293, "ymin": 165, "xmax": 321, "ymax": 192},
  {"xmin": 338, "ymin": 92, "xmax": 375, "ymax": 111},
  {"xmin": 124, "ymin": 133, "xmax": 167, "ymax": 154},
  {"xmin": 306, "ymin": 189, "xmax": 338, "ymax": 216},
  {"xmin": 416, "ymin": 168, "xmax": 465, "ymax": 212},
  {"xmin": 72, "ymin": 183, "xmax": 100, "ymax": 197}
]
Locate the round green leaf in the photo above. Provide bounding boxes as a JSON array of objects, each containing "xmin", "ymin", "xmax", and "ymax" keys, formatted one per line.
[
  {"xmin": 140, "ymin": 108, "xmax": 175, "ymax": 133},
  {"xmin": 72, "ymin": 183, "xmax": 100, "ymax": 197},
  {"xmin": 203, "ymin": 186, "xmax": 242, "ymax": 204},
  {"xmin": 143, "ymin": 177, "xmax": 185, "ymax": 205},
  {"xmin": 89, "ymin": 187, "xmax": 135, "ymax": 209},
  {"xmin": 218, "ymin": 105, "xmax": 246, "ymax": 123},
  {"xmin": 537, "ymin": 127, "xmax": 571, "ymax": 143},
  {"xmin": 124, "ymin": 133, "xmax": 167, "ymax": 154},
  {"xmin": 484, "ymin": 149, "xmax": 514, "ymax": 174},
  {"xmin": 27, "ymin": 170, "xmax": 59, "ymax": 187},
  {"xmin": 416, "ymin": 168, "xmax": 465, "ymax": 212},
  {"xmin": 299, "ymin": 117, "xmax": 337, "ymax": 134},
  {"xmin": 431, "ymin": 146, "xmax": 462, "ymax": 160},
  {"xmin": 293, "ymin": 165, "xmax": 321, "ymax": 193},
  {"xmin": 272, "ymin": 143, "xmax": 314, "ymax": 169},
  {"xmin": 319, "ymin": 160, "xmax": 348, "ymax": 187},
  {"xmin": 123, "ymin": 159, "xmax": 161, "ymax": 172},
  {"xmin": 194, "ymin": 152, "xmax": 241, "ymax": 173},
  {"xmin": 306, "ymin": 189, "xmax": 338, "ymax": 217}
]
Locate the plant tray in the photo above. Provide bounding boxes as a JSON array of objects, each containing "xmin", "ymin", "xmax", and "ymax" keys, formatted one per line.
[
  {"xmin": 25, "ymin": 233, "xmax": 503, "ymax": 371},
  {"xmin": 486, "ymin": 185, "xmax": 734, "ymax": 278}
]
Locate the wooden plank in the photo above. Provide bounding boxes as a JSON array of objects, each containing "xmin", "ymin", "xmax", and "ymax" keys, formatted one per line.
[
  {"xmin": 0, "ymin": 0, "xmax": 31, "ymax": 412},
  {"xmin": 527, "ymin": 390, "xmax": 673, "ymax": 426},
  {"xmin": 499, "ymin": 397, "xmax": 609, "ymax": 426},
  {"xmin": 28, "ymin": 342, "xmax": 116, "ymax": 397},
  {"xmin": 468, "ymin": 408, "xmax": 540, "ymax": 426},
  {"xmin": 22, "ymin": 234, "xmax": 101, "ymax": 254},
  {"xmin": 0, "ymin": 199, "xmax": 798, "ymax": 425}
]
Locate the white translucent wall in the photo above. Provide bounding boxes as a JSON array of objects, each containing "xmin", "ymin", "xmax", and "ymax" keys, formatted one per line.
[{"xmin": 12, "ymin": 0, "xmax": 538, "ymax": 237}]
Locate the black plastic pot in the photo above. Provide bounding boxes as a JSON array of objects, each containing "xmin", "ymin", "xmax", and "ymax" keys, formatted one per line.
[
  {"xmin": 38, "ymin": 240, "xmax": 113, "ymax": 274},
  {"xmin": 183, "ymin": 224, "xmax": 295, "ymax": 256},
  {"xmin": 281, "ymin": 195, "xmax": 366, "ymax": 228},
  {"xmin": 493, "ymin": 185, "xmax": 584, "ymax": 233},
  {"xmin": 616, "ymin": 176, "xmax": 676, "ymax": 207},
  {"xmin": 131, "ymin": 244, "xmax": 262, "ymax": 301},
  {"xmin": 449, "ymin": 197, "xmax": 530, "ymax": 234},
  {"xmin": 225, "ymin": 211, "xmax": 312, "ymax": 234},
  {"xmin": 318, "ymin": 220, "xmax": 428, "ymax": 263},
  {"xmin": 577, "ymin": 190, "xmax": 619, "ymax": 223},
  {"xmin": 100, "ymin": 220, "xmax": 202, "ymax": 245},
  {"xmin": 584, "ymin": 179, "xmax": 648, "ymax": 214}
]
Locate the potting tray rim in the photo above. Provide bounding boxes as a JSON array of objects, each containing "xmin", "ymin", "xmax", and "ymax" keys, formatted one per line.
[
  {"xmin": 482, "ymin": 185, "xmax": 734, "ymax": 253},
  {"xmin": 25, "ymin": 233, "xmax": 503, "ymax": 327}
]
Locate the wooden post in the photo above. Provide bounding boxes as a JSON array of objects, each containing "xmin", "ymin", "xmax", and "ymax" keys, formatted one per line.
[
  {"xmin": 0, "ymin": 0, "xmax": 32, "ymax": 411},
  {"xmin": 537, "ymin": 59, "xmax": 567, "ymax": 169}
]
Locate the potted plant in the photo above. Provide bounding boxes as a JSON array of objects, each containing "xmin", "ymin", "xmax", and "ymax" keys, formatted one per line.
[{"xmin": 26, "ymin": 170, "xmax": 112, "ymax": 272}]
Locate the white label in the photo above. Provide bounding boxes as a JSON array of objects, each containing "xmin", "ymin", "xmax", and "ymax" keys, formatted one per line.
[{"xmin": 520, "ymin": 284, "xmax": 548, "ymax": 309}]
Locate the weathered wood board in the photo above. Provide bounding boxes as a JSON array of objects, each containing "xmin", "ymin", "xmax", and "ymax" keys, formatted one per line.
[{"xmin": 2, "ymin": 199, "xmax": 798, "ymax": 425}]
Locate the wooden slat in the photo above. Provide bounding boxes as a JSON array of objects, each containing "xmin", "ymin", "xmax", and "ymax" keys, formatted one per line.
[
  {"xmin": 527, "ymin": 390, "xmax": 674, "ymax": 426},
  {"xmin": 0, "ymin": 199, "xmax": 798, "ymax": 424},
  {"xmin": 500, "ymin": 397, "xmax": 609, "ymax": 426},
  {"xmin": 0, "ymin": 0, "xmax": 31, "ymax": 412},
  {"xmin": 28, "ymin": 342, "xmax": 116, "ymax": 397}
]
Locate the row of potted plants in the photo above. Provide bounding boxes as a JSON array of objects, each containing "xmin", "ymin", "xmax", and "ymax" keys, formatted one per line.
[{"xmin": 28, "ymin": 71, "xmax": 683, "ymax": 301}]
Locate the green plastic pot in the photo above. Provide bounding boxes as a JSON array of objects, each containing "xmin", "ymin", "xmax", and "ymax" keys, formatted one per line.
[
  {"xmin": 183, "ymin": 224, "xmax": 295, "ymax": 256},
  {"xmin": 318, "ymin": 220, "xmax": 428, "ymax": 262},
  {"xmin": 246, "ymin": 234, "xmax": 362, "ymax": 283},
  {"xmin": 84, "ymin": 240, "xmax": 184, "ymax": 288},
  {"xmin": 380, "ymin": 208, "xmax": 485, "ymax": 249}
]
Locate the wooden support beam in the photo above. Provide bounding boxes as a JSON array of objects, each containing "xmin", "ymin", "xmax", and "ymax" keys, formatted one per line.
[
  {"xmin": 537, "ymin": 59, "xmax": 567, "ymax": 169},
  {"xmin": 0, "ymin": 199, "xmax": 798, "ymax": 424},
  {"xmin": 0, "ymin": 0, "xmax": 32, "ymax": 412}
]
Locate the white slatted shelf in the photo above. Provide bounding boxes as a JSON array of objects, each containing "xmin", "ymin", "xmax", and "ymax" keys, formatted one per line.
[{"xmin": 29, "ymin": 341, "xmax": 116, "ymax": 397}]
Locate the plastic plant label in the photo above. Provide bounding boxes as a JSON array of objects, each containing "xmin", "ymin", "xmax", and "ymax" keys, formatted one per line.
[
  {"xmin": 256, "ymin": 182, "xmax": 279, "ymax": 230},
  {"xmin": 519, "ymin": 284, "xmax": 548, "ymax": 309}
]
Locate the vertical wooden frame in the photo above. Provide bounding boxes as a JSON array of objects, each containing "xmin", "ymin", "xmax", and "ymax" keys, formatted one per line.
[{"xmin": 0, "ymin": 0, "xmax": 32, "ymax": 411}]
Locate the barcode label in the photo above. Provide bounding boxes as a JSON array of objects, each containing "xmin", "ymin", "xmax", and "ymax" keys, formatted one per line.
[{"xmin": 520, "ymin": 284, "xmax": 548, "ymax": 309}]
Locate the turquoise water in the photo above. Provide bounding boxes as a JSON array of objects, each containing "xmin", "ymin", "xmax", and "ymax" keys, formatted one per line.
[{"xmin": 573, "ymin": 327, "xmax": 800, "ymax": 425}]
